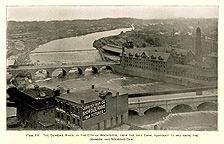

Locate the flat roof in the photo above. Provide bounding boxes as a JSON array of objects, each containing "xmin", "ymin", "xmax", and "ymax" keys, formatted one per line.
[{"xmin": 57, "ymin": 87, "xmax": 126, "ymax": 104}]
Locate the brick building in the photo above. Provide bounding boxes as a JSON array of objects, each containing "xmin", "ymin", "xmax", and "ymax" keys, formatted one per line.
[
  {"xmin": 7, "ymin": 85, "xmax": 56, "ymax": 130},
  {"xmin": 121, "ymin": 47, "xmax": 174, "ymax": 73},
  {"xmin": 55, "ymin": 86, "xmax": 128, "ymax": 130}
]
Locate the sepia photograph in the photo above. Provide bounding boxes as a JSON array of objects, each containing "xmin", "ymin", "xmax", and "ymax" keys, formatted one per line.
[{"xmin": 6, "ymin": 5, "xmax": 218, "ymax": 132}]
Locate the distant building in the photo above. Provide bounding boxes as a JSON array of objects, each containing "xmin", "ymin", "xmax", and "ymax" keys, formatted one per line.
[
  {"xmin": 7, "ymin": 85, "xmax": 56, "ymax": 130},
  {"xmin": 206, "ymin": 52, "xmax": 218, "ymax": 69},
  {"xmin": 119, "ymin": 46, "xmax": 217, "ymax": 86},
  {"xmin": 195, "ymin": 27, "xmax": 203, "ymax": 62},
  {"xmin": 55, "ymin": 85, "xmax": 128, "ymax": 130},
  {"xmin": 121, "ymin": 47, "xmax": 174, "ymax": 73},
  {"xmin": 180, "ymin": 28, "xmax": 218, "ymax": 56}
]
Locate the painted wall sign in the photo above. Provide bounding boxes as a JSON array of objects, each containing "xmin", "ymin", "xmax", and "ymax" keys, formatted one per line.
[{"xmin": 82, "ymin": 100, "xmax": 106, "ymax": 121}]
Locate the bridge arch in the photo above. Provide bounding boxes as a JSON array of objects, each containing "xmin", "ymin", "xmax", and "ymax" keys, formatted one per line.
[
  {"xmin": 84, "ymin": 66, "xmax": 100, "ymax": 74},
  {"xmin": 92, "ymin": 66, "xmax": 98, "ymax": 73},
  {"xmin": 105, "ymin": 65, "xmax": 113, "ymax": 71},
  {"xmin": 15, "ymin": 70, "xmax": 32, "ymax": 80},
  {"xmin": 197, "ymin": 102, "xmax": 217, "ymax": 111},
  {"xmin": 33, "ymin": 69, "xmax": 51, "ymax": 79},
  {"xmin": 128, "ymin": 110, "xmax": 139, "ymax": 116},
  {"xmin": 144, "ymin": 106, "xmax": 168, "ymax": 115},
  {"xmin": 171, "ymin": 104, "xmax": 194, "ymax": 113},
  {"xmin": 52, "ymin": 68, "xmax": 68, "ymax": 78}
]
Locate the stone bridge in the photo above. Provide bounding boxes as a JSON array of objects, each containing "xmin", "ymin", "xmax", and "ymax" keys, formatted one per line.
[
  {"xmin": 7, "ymin": 62, "xmax": 118, "ymax": 79},
  {"xmin": 128, "ymin": 94, "xmax": 217, "ymax": 116}
]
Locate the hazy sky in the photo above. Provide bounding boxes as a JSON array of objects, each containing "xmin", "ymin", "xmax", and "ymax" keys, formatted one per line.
[{"xmin": 7, "ymin": 6, "xmax": 219, "ymax": 21}]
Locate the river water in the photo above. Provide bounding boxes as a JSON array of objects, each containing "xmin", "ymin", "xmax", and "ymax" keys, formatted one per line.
[
  {"xmin": 30, "ymin": 28, "xmax": 132, "ymax": 64},
  {"xmin": 12, "ymin": 28, "xmax": 217, "ymax": 131}
]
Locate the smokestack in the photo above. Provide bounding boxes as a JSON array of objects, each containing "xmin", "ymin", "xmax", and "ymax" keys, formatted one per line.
[{"xmin": 116, "ymin": 92, "xmax": 119, "ymax": 97}]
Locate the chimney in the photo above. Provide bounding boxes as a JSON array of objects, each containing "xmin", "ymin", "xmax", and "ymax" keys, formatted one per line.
[
  {"xmin": 116, "ymin": 92, "xmax": 119, "ymax": 97},
  {"xmin": 92, "ymin": 85, "xmax": 94, "ymax": 89}
]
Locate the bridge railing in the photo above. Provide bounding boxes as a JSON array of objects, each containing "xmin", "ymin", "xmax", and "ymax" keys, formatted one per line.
[
  {"xmin": 128, "ymin": 86, "xmax": 217, "ymax": 98},
  {"xmin": 128, "ymin": 94, "xmax": 217, "ymax": 104}
]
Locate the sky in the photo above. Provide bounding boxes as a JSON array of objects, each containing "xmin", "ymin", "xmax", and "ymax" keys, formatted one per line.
[{"xmin": 7, "ymin": 6, "xmax": 219, "ymax": 21}]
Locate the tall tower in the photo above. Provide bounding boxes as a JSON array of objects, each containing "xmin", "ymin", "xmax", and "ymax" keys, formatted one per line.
[{"xmin": 195, "ymin": 27, "xmax": 202, "ymax": 62}]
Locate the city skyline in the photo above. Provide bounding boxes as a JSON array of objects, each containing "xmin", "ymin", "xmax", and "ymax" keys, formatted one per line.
[{"xmin": 7, "ymin": 6, "xmax": 218, "ymax": 21}]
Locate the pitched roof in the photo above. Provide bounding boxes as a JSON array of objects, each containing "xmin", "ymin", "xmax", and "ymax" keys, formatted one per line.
[{"xmin": 125, "ymin": 48, "xmax": 171, "ymax": 62}]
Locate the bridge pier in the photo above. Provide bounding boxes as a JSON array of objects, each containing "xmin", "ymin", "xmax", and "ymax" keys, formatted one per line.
[
  {"xmin": 78, "ymin": 68, "xmax": 83, "ymax": 74},
  {"xmin": 92, "ymin": 66, "xmax": 98, "ymax": 73},
  {"xmin": 45, "ymin": 69, "xmax": 55, "ymax": 78},
  {"xmin": 105, "ymin": 65, "xmax": 113, "ymax": 71},
  {"xmin": 138, "ymin": 112, "xmax": 145, "ymax": 116}
]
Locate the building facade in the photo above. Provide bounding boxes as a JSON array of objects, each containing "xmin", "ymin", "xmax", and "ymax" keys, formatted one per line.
[
  {"xmin": 55, "ymin": 86, "xmax": 128, "ymax": 130},
  {"xmin": 7, "ymin": 86, "xmax": 56, "ymax": 130},
  {"xmin": 121, "ymin": 48, "xmax": 174, "ymax": 74},
  {"xmin": 119, "ymin": 36, "xmax": 217, "ymax": 86}
]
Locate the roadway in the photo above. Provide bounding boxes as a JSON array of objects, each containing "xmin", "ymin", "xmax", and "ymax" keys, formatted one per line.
[
  {"xmin": 7, "ymin": 61, "xmax": 118, "ymax": 71},
  {"xmin": 128, "ymin": 90, "xmax": 217, "ymax": 104}
]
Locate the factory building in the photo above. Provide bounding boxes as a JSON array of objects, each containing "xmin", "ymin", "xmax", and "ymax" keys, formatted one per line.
[
  {"xmin": 55, "ymin": 85, "xmax": 128, "ymax": 130},
  {"xmin": 7, "ymin": 85, "xmax": 56, "ymax": 130}
]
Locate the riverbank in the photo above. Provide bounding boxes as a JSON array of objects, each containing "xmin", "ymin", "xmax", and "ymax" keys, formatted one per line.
[{"xmin": 7, "ymin": 18, "xmax": 134, "ymax": 65}]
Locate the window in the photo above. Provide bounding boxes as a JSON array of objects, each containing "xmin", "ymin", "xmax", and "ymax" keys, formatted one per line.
[
  {"xmin": 43, "ymin": 111, "xmax": 46, "ymax": 115},
  {"xmin": 111, "ymin": 117, "xmax": 113, "ymax": 127},
  {"xmin": 59, "ymin": 102, "xmax": 62, "ymax": 108},
  {"xmin": 121, "ymin": 115, "xmax": 124, "ymax": 124},
  {"xmin": 97, "ymin": 123, "xmax": 100, "ymax": 130},
  {"xmin": 57, "ymin": 112, "xmax": 60, "ymax": 118},
  {"xmin": 77, "ymin": 119, "xmax": 80, "ymax": 126},
  {"xmin": 73, "ymin": 118, "xmax": 76, "ymax": 124},
  {"xmin": 51, "ymin": 109, "xmax": 54, "ymax": 113},
  {"xmin": 67, "ymin": 115, "xmax": 70, "ymax": 121},
  {"xmin": 61, "ymin": 113, "xmax": 64, "ymax": 119},
  {"xmin": 66, "ymin": 104, "xmax": 70, "ymax": 112}
]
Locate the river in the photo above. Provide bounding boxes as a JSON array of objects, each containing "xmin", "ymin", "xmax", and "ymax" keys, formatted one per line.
[
  {"xmin": 30, "ymin": 28, "xmax": 132, "ymax": 64},
  {"xmin": 10, "ymin": 28, "xmax": 217, "ymax": 131}
]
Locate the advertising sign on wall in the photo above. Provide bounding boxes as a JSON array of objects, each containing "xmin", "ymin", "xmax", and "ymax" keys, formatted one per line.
[{"xmin": 82, "ymin": 100, "xmax": 106, "ymax": 121}]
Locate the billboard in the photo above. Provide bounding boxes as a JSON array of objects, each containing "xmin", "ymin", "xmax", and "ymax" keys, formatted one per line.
[{"xmin": 82, "ymin": 100, "xmax": 106, "ymax": 121}]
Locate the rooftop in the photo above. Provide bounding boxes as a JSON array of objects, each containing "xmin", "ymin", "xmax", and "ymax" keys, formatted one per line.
[
  {"xmin": 125, "ymin": 48, "xmax": 170, "ymax": 62},
  {"xmin": 102, "ymin": 44, "xmax": 122, "ymax": 54},
  {"xmin": 57, "ymin": 87, "xmax": 126, "ymax": 104},
  {"xmin": 23, "ymin": 86, "xmax": 54, "ymax": 100}
]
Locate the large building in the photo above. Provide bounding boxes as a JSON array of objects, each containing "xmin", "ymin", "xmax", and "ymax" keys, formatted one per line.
[
  {"xmin": 7, "ymin": 85, "xmax": 56, "ymax": 130},
  {"xmin": 55, "ymin": 85, "xmax": 128, "ymax": 130},
  {"xmin": 118, "ymin": 27, "xmax": 217, "ymax": 86}
]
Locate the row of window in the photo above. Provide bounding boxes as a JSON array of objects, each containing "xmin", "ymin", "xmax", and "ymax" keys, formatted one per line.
[
  {"xmin": 125, "ymin": 60, "xmax": 166, "ymax": 68},
  {"xmin": 57, "ymin": 101, "xmax": 80, "ymax": 114},
  {"xmin": 125, "ymin": 57, "xmax": 166, "ymax": 64},
  {"xmin": 125, "ymin": 63, "xmax": 166, "ymax": 72},
  {"xmin": 56, "ymin": 111, "xmax": 81, "ymax": 126}
]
